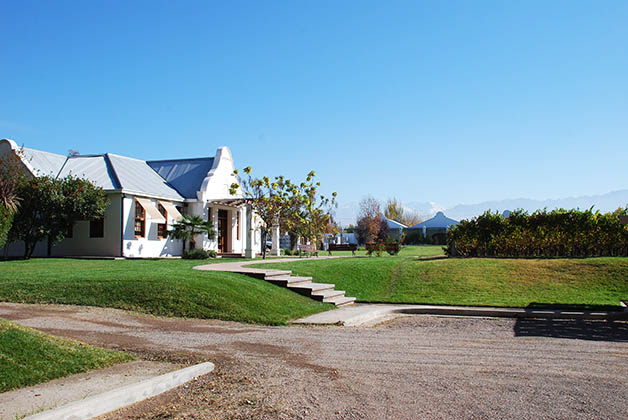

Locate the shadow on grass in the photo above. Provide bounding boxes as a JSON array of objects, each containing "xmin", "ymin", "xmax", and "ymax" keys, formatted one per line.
[{"xmin": 514, "ymin": 318, "xmax": 628, "ymax": 342}]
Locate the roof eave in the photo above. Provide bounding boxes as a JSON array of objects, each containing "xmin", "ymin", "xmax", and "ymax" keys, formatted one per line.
[{"xmin": 115, "ymin": 189, "xmax": 185, "ymax": 202}]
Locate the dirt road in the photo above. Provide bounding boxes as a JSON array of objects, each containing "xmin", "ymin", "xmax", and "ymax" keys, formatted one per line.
[{"xmin": 1, "ymin": 303, "xmax": 626, "ymax": 420}]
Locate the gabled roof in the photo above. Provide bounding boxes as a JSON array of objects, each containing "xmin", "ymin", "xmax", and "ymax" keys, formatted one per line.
[
  {"xmin": 410, "ymin": 211, "xmax": 459, "ymax": 229},
  {"xmin": 0, "ymin": 139, "xmax": 234, "ymax": 202},
  {"xmin": 147, "ymin": 157, "xmax": 214, "ymax": 199}
]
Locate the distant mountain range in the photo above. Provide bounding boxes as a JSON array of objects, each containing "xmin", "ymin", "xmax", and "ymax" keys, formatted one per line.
[{"xmin": 334, "ymin": 189, "xmax": 628, "ymax": 226}]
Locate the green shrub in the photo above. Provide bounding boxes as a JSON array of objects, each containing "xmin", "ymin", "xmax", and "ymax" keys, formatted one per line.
[
  {"xmin": 183, "ymin": 249, "xmax": 211, "ymax": 259},
  {"xmin": 207, "ymin": 250, "xmax": 218, "ymax": 258},
  {"xmin": 446, "ymin": 207, "xmax": 628, "ymax": 258}
]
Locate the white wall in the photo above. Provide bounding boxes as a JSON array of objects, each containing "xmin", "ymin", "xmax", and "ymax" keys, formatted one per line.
[
  {"xmin": 121, "ymin": 195, "xmax": 184, "ymax": 258},
  {"xmin": 52, "ymin": 193, "xmax": 123, "ymax": 257}
]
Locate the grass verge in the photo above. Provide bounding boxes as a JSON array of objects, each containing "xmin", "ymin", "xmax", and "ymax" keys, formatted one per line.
[
  {"xmin": 0, "ymin": 258, "xmax": 330, "ymax": 325},
  {"xmin": 258, "ymin": 247, "xmax": 628, "ymax": 309},
  {"xmin": 0, "ymin": 317, "xmax": 133, "ymax": 393}
]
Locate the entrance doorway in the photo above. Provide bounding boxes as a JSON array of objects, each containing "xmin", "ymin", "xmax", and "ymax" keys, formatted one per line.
[{"xmin": 218, "ymin": 209, "xmax": 228, "ymax": 253}]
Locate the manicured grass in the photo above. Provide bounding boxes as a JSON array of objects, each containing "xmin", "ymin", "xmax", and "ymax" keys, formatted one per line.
[
  {"xmin": 259, "ymin": 247, "xmax": 628, "ymax": 309},
  {"xmin": 0, "ymin": 258, "xmax": 330, "ymax": 325},
  {"xmin": 0, "ymin": 317, "xmax": 133, "ymax": 393}
]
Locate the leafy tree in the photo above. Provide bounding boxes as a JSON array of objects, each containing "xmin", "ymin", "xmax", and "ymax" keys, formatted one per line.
[
  {"xmin": 230, "ymin": 167, "xmax": 292, "ymax": 259},
  {"xmin": 9, "ymin": 175, "xmax": 109, "ymax": 258},
  {"xmin": 355, "ymin": 196, "xmax": 385, "ymax": 244},
  {"xmin": 230, "ymin": 168, "xmax": 336, "ymax": 257},
  {"xmin": 168, "ymin": 215, "xmax": 216, "ymax": 251},
  {"xmin": 284, "ymin": 171, "xmax": 337, "ymax": 253}
]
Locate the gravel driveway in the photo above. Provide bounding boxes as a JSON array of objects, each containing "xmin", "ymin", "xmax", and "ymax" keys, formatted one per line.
[{"xmin": 1, "ymin": 303, "xmax": 626, "ymax": 420}]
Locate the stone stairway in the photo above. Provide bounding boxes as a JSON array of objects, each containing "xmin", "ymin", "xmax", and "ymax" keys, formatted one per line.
[
  {"xmin": 262, "ymin": 271, "xmax": 355, "ymax": 306},
  {"xmin": 194, "ymin": 257, "xmax": 356, "ymax": 307}
]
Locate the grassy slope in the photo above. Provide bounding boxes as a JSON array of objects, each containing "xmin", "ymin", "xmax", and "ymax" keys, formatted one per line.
[
  {"xmin": 260, "ymin": 246, "xmax": 628, "ymax": 309},
  {"xmin": 0, "ymin": 318, "xmax": 133, "ymax": 393},
  {"xmin": 0, "ymin": 259, "xmax": 330, "ymax": 325}
]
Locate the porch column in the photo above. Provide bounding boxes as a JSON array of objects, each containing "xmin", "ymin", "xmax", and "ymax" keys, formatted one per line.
[
  {"xmin": 245, "ymin": 205, "xmax": 255, "ymax": 259},
  {"xmin": 211, "ymin": 205, "xmax": 219, "ymax": 251},
  {"xmin": 422, "ymin": 226, "xmax": 427, "ymax": 239},
  {"xmin": 270, "ymin": 219, "xmax": 280, "ymax": 257}
]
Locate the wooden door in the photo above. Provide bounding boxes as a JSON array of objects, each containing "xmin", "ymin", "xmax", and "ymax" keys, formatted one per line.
[{"xmin": 218, "ymin": 210, "xmax": 228, "ymax": 253}]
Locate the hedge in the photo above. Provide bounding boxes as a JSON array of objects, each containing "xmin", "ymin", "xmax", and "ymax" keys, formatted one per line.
[{"xmin": 445, "ymin": 207, "xmax": 628, "ymax": 258}]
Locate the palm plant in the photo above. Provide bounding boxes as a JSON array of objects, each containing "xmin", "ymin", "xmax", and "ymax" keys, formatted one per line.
[{"xmin": 168, "ymin": 215, "xmax": 216, "ymax": 251}]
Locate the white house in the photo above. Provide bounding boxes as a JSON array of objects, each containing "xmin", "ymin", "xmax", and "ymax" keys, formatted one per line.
[
  {"xmin": 408, "ymin": 211, "xmax": 459, "ymax": 243},
  {"xmin": 0, "ymin": 139, "xmax": 263, "ymax": 258}
]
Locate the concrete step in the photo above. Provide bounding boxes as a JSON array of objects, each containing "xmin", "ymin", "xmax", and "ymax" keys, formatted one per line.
[
  {"xmin": 326, "ymin": 296, "xmax": 356, "ymax": 307},
  {"xmin": 265, "ymin": 270, "xmax": 292, "ymax": 278},
  {"xmin": 288, "ymin": 282, "xmax": 335, "ymax": 293},
  {"xmin": 265, "ymin": 275, "xmax": 312, "ymax": 286},
  {"xmin": 311, "ymin": 289, "xmax": 346, "ymax": 302}
]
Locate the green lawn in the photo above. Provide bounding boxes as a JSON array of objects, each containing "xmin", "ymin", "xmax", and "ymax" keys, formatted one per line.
[
  {"xmin": 0, "ymin": 317, "xmax": 133, "ymax": 393},
  {"xmin": 258, "ymin": 246, "xmax": 628, "ymax": 309},
  {"xmin": 0, "ymin": 258, "xmax": 330, "ymax": 325}
]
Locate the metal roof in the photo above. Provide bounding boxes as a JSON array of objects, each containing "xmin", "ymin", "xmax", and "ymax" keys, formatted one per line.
[
  {"xmin": 58, "ymin": 155, "xmax": 119, "ymax": 190},
  {"xmin": 147, "ymin": 157, "xmax": 214, "ymax": 199},
  {"xmin": 21, "ymin": 147, "xmax": 67, "ymax": 176},
  {"xmin": 107, "ymin": 154, "xmax": 184, "ymax": 201},
  {"xmin": 14, "ymin": 145, "xmax": 205, "ymax": 202},
  {"xmin": 410, "ymin": 212, "xmax": 459, "ymax": 229}
]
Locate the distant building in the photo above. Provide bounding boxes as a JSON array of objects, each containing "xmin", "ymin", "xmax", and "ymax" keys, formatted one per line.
[
  {"xmin": 384, "ymin": 217, "xmax": 406, "ymax": 242},
  {"xmin": 408, "ymin": 211, "xmax": 459, "ymax": 244}
]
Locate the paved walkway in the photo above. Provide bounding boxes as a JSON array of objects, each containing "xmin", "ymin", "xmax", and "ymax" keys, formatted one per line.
[{"xmin": 194, "ymin": 255, "xmax": 344, "ymax": 275}]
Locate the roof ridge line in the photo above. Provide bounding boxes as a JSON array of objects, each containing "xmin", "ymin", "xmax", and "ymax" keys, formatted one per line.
[
  {"xmin": 103, "ymin": 154, "xmax": 123, "ymax": 190},
  {"xmin": 146, "ymin": 156, "xmax": 213, "ymax": 163}
]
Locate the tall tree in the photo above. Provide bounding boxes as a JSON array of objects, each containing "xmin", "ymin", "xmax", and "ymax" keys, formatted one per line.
[
  {"xmin": 285, "ymin": 171, "xmax": 337, "ymax": 252},
  {"xmin": 355, "ymin": 196, "xmax": 384, "ymax": 244},
  {"xmin": 230, "ymin": 167, "xmax": 291, "ymax": 259},
  {"xmin": 9, "ymin": 175, "xmax": 109, "ymax": 258},
  {"xmin": 231, "ymin": 168, "xmax": 336, "ymax": 257}
]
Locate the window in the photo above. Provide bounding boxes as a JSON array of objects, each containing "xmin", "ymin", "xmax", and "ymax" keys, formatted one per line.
[
  {"xmin": 236, "ymin": 211, "xmax": 240, "ymax": 240},
  {"xmin": 157, "ymin": 203, "xmax": 168, "ymax": 238},
  {"xmin": 134, "ymin": 200, "xmax": 145, "ymax": 237},
  {"xmin": 90, "ymin": 218, "xmax": 104, "ymax": 238}
]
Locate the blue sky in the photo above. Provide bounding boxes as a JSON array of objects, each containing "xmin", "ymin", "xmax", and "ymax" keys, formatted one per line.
[{"xmin": 1, "ymin": 0, "xmax": 627, "ymax": 210}]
